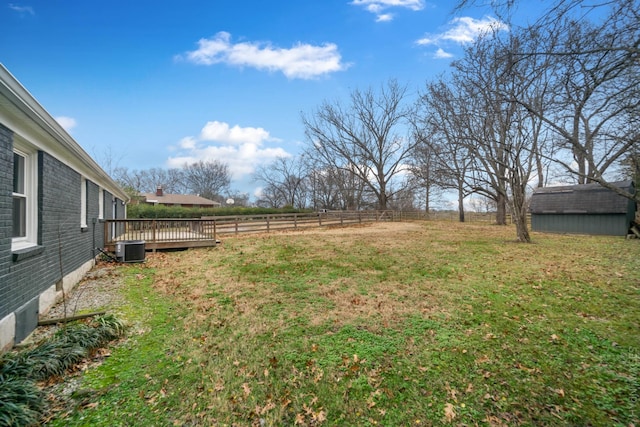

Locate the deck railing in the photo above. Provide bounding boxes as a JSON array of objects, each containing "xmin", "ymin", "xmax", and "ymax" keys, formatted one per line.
[{"xmin": 104, "ymin": 218, "xmax": 218, "ymax": 250}]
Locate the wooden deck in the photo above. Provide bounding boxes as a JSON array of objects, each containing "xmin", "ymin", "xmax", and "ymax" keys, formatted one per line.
[{"xmin": 104, "ymin": 218, "xmax": 218, "ymax": 251}]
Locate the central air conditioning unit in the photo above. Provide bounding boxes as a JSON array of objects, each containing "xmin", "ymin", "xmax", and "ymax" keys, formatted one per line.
[{"xmin": 115, "ymin": 240, "xmax": 146, "ymax": 263}]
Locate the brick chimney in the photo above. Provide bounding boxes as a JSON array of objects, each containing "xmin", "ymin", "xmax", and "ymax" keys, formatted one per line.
[{"xmin": 156, "ymin": 186, "xmax": 163, "ymax": 197}]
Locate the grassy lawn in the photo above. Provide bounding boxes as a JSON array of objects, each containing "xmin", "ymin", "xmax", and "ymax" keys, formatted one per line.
[{"xmin": 50, "ymin": 221, "xmax": 639, "ymax": 426}]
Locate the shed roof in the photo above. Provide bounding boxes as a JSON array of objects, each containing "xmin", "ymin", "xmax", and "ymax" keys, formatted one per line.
[{"xmin": 529, "ymin": 181, "xmax": 635, "ymax": 214}]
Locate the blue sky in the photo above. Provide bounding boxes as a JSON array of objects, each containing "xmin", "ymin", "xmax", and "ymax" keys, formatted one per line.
[{"xmin": 2, "ymin": 0, "xmax": 520, "ymax": 196}]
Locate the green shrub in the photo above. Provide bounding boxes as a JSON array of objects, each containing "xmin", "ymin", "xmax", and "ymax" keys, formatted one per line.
[
  {"xmin": 127, "ymin": 204, "xmax": 311, "ymax": 219},
  {"xmin": 0, "ymin": 315, "xmax": 126, "ymax": 425},
  {"xmin": 0, "ymin": 377, "xmax": 43, "ymax": 427}
]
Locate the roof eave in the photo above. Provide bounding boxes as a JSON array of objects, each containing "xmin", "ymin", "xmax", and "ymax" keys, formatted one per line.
[{"xmin": 0, "ymin": 64, "xmax": 129, "ymax": 202}]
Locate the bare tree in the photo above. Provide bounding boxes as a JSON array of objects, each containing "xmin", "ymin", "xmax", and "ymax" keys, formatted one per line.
[
  {"xmin": 112, "ymin": 166, "xmax": 187, "ymax": 195},
  {"xmin": 407, "ymin": 141, "xmax": 442, "ymax": 216},
  {"xmin": 520, "ymin": 17, "xmax": 638, "ymax": 196},
  {"xmin": 303, "ymin": 150, "xmax": 371, "ymax": 211},
  {"xmin": 414, "ymin": 79, "xmax": 477, "ymax": 222},
  {"xmin": 183, "ymin": 160, "xmax": 231, "ymax": 201},
  {"xmin": 415, "ymin": 29, "xmax": 546, "ymax": 241},
  {"xmin": 456, "ymin": 0, "xmax": 640, "ymax": 203},
  {"xmin": 453, "ymin": 30, "xmax": 550, "ymax": 241},
  {"xmin": 253, "ymin": 156, "xmax": 309, "ymax": 209},
  {"xmin": 302, "ymin": 80, "xmax": 418, "ymax": 210}
]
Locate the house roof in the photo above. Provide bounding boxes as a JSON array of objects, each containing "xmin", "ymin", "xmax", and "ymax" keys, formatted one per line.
[
  {"xmin": 0, "ymin": 64, "xmax": 129, "ymax": 202},
  {"xmin": 530, "ymin": 181, "xmax": 636, "ymax": 214},
  {"xmin": 140, "ymin": 193, "xmax": 221, "ymax": 206}
]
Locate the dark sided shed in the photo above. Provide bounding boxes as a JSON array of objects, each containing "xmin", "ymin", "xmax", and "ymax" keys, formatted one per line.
[{"xmin": 529, "ymin": 181, "xmax": 636, "ymax": 236}]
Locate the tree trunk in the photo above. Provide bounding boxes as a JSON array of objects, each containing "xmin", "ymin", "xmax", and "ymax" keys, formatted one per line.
[
  {"xmin": 536, "ymin": 153, "xmax": 544, "ymax": 188},
  {"xmin": 496, "ymin": 193, "xmax": 507, "ymax": 225},
  {"xmin": 424, "ymin": 186, "xmax": 430, "ymax": 218},
  {"xmin": 458, "ymin": 188, "xmax": 465, "ymax": 222},
  {"xmin": 514, "ymin": 211, "xmax": 531, "ymax": 242}
]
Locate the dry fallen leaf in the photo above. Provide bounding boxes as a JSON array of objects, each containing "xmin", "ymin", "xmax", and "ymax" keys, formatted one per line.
[
  {"xmin": 444, "ymin": 403, "xmax": 456, "ymax": 423},
  {"xmin": 242, "ymin": 383, "xmax": 251, "ymax": 397},
  {"xmin": 314, "ymin": 410, "xmax": 327, "ymax": 422},
  {"xmin": 476, "ymin": 355, "xmax": 491, "ymax": 364}
]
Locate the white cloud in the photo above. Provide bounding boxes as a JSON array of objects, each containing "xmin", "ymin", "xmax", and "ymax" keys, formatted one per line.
[
  {"xmin": 8, "ymin": 3, "xmax": 34, "ymax": 15},
  {"xmin": 167, "ymin": 121, "xmax": 290, "ymax": 180},
  {"xmin": 178, "ymin": 136, "xmax": 197, "ymax": 150},
  {"xmin": 177, "ymin": 31, "xmax": 348, "ymax": 79},
  {"xmin": 253, "ymin": 186, "xmax": 264, "ymax": 198},
  {"xmin": 55, "ymin": 116, "xmax": 77, "ymax": 132},
  {"xmin": 433, "ymin": 48, "xmax": 453, "ymax": 59},
  {"xmin": 200, "ymin": 120, "xmax": 274, "ymax": 145},
  {"xmin": 417, "ymin": 16, "xmax": 509, "ymax": 46},
  {"xmin": 416, "ymin": 16, "xmax": 508, "ymax": 59},
  {"xmin": 352, "ymin": 0, "xmax": 424, "ymax": 21}
]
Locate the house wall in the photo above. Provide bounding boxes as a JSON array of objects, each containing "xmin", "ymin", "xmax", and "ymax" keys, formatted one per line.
[
  {"xmin": 0, "ymin": 124, "xmax": 126, "ymax": 351},
  {"xmin": 531, "ymin": 213, "xmax": 630, "ymax": 236}
]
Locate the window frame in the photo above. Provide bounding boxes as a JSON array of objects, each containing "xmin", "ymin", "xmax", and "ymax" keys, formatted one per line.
[
  {"xmin": 80, "ymin": 177, "xmax": 88, "ymax": 228},
  {"xmin": 98, "ymin": 187, "xmax": 104, "ymax": 220},
  {"xmin": 11, "ymin": 145, "xmax": 38, "ymax": 251}
]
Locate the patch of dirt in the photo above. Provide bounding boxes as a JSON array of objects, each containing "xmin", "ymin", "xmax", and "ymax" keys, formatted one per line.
[
  {"xmin": 24, "ymin": 261, "xmax": 127, "ymax": 345},
  {"xmin": 9, "ymin": 261, "xmax": 129, "ymax": 424}
]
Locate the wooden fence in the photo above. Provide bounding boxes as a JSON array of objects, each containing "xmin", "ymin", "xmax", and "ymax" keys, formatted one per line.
[
  {"xmin": 104, "ymin": 210, "xmax": 527, "ymax": 251},
  {"xmin": 105, "ymin": 211, "xmax": 392, "ymax": 250}
]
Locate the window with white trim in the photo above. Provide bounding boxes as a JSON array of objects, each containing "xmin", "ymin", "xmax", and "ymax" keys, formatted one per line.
[
  {"xmin": 80, "ymin": 177, "xmax": 87, "ymax": 228},
  {"xmin": 98, "ymin": 188, "xmax": 104, "ymax": 220},
  {"xmin": 12, "ymin": 147, "xmax": 37, "ymax": 250}
]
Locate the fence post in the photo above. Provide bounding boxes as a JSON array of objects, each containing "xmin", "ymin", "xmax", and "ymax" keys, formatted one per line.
[
  {"xmin": 152, "ymin": 220, "xmax": 156, "ymax": 243},
  {"xmin": 319, "ymin": 212, "xmax": 323, "ymax": 226},
  {"xmin": 294, "ymin": 213, "xmax": 298, "ymax": 229},
  {"xmin": 267, "ymin": 215, "xmax": 270, "ymax": 233},
  {"xmin": 235, "ymin": 216, "xmax": 239, "ymax": 235}
]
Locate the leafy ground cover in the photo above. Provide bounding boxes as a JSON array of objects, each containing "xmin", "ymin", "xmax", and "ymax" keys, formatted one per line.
[
  {"xmin": 0, "ymin": 315, "xmax": 126, "ymax": 426},
  {"xmin": 49, "ymin": 221, "xmax": 639, "ymax": 426}
]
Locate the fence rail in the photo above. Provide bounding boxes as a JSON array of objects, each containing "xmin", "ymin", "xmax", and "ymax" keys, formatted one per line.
[
  {"xmin": 105, "ymin": 211, "xmax": 385, "ymax": 250},
  {"xmin": 104, "ymin": 210, "xmax": 526, "ymax": 251}
]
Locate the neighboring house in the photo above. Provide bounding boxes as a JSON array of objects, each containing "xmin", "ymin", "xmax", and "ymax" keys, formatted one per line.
[
  {"xmin": 0, "ymin": 64, "xmax": 129, "ymax": 351},
  {"xmin": 140, "ymin": 186, "xmax": 221, "ymax": 208},
  {"xmin": 530, "ymin": 181, "xmax": 636, "ymax": 236}
]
